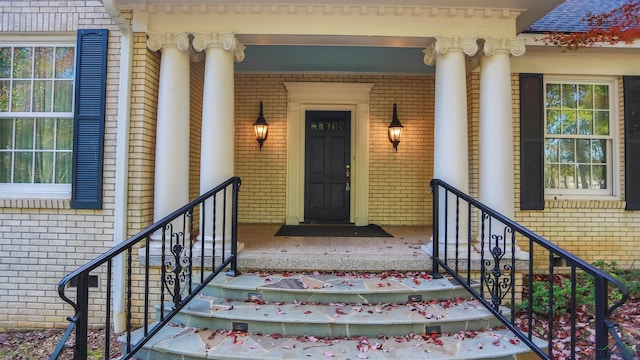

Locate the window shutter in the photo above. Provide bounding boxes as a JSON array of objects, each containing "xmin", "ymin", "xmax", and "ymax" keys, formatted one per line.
[
  {"xmin": 71, "ymin": 29, "xmax": 108, "ymax": 209},
  {"xmin": 624, "ymin": 76, "xmax": 640, "ymax": 210},
  {"xmin": 519, "ymin": 73, "xmax": 545, "ymax": 210}
]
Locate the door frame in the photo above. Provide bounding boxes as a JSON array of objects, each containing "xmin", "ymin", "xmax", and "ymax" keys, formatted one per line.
[{"xmin": 284, "ymin": 82, "xmax": 373, "ymax": 226}]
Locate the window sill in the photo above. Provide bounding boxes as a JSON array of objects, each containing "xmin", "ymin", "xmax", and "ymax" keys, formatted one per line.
[
  {"xmin": 0, "ymin": 197, "xmax": 71, "ymax": 209},
  {"xmin": 543, "ymin": 197, "xmax": 625, "ymax": 209}
]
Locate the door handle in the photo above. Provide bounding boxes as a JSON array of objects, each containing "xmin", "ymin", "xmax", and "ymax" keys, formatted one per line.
[{"xmin": 345, "ymin": 164, "xmax": 351, "ymax": 191}]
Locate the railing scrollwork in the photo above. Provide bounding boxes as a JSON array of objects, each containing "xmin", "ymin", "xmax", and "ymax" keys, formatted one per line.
[
  {"xmin": 50, "ymin": 177, "xmax": 242, "ymax": 360},
  {"xmin": 430, "ymin": 178, "xmax": 631, "ymax": 360}
]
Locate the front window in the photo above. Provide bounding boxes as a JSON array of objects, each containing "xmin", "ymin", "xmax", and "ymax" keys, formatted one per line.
[
  {"xmin": 0, "ymin": 43, "xmax": 74, "ymax": 198},
  {"xmin": 544, "ymin": 79, "xmax": 616, "ymax": 197}
]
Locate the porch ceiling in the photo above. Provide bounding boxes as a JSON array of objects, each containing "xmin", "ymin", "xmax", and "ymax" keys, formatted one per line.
[{"xmin": 234, "ymin": 43, "xmax": 434, "ymax": 74}]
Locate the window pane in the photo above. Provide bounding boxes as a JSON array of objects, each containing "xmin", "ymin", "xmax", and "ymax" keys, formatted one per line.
[
  {"xmin": 0, "ymin": 152, "xmax": 10, "ymax": 182},
  {"xmin": 35, "ymin": 118, "xmax": 55, "ymax": 150},
  {"xmin": 0, "ymin": 80, "xmax": 8, "ymax": 111},
  {"xmin": 55, "ymin": 47, "xmax": 75, "ymax": 79},
  {"xmin": 33, "ymin": 80, "xmax": 52, "ymax": 112},
  {"xmin": 594, "ymin": 85, "xmax": 609, "ymax": 109},
  {"xmin": 595, "ymin": 111, "xmax": 609, "ymax": 135},
  {"xmin": 545, "ymin": 164, "xmax": 558, "ymax": 189},
  {"xmin": 34, "ymin": 47, "xmax": 54, "ymax": 78},
  {"xmin": 56, "ymin": 118, "xmax": 73, "ymax": 150},
  {"xmin": 12, "ymin": 47, "xmax": 33, "ymax": 78},
  {"xmin": 559, "ymin": 164, "xmax": 575, "ymax": 189},
  {"xmin": 578, "ymin": 110, "xmax": 593, "ymax": 135},
  {"xmin": 592, "ymin": 139, "xmax": 606, "ymax": 163},
  {"xmin": 0, "ymin": 118, "xmax": 12, "ymax": 149},
  {"xmin": 562, "ymin": 110, "xmax": 577, "ymax": 135},
  {"xmin": 55, "ymin": 152, "xmax": 71, "ymax": 184},
  {"xmin": 577, "ymin": 84, "xmax": 593, "ymax": 109},
  {"xmin": 576, "ymin": 164, "xmax": 591, "ymax": 189},
  {"xmin": 576, "ymin": 139, "xmax": 590, "ymax": 163},
  {"xmin": 0, "ymin": 47, "xmax": 11, "ymax": 78},
  {"xmin": 11, "ymin": 80, "xmax": 32, "ymax": 112},
  {"xmin": 14, "ymin": 118, "xmax": 33, "ymax": 149},
  {"xmin": 547, "ymin": 110, "xmax": 561, "ymax": 134},
  {"xmin": 559, "ymin": 139, "xmax": 574, "ymax": 163},
  {"xmin": 53, "ymin": 80, "xmax": 73, "ymax": 112},
  {"xmin": 592, "ymin": 165, "xmax": 606, "ymax": 189},
  {"xmin": 562, "ymin": 83, "xmax": 577, "ymax": 108},
  {"xmin": 13, "ymin": 151, "xmax": 32, "ymax": 183},
  {"xmin": 0, "ymin": 44, "xmax": 75, "ymax": 187},
  {"xmin": 544, "ymin": 80, "xmax": 612, "ymax": 194},
  {"xmin": 546, "ymin": 83, "xmax": 561, "ymax": 108},
  {"xmin": 545, "ymin": 138, "xmax": 559, "ymax": 162},
  {"xmin": 34, "ymin": 151, "xmax": 53, "ymax": 183}
]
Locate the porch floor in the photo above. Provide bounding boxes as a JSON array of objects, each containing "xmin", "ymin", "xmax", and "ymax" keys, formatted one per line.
[{"xmin": 237, "ymin": 224, "xmax": 433, "ymax": 272}]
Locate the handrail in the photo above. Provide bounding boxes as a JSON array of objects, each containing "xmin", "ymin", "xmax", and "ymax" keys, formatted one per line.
[
  {"xmin": 430, "ymin": 178, "xmax": 631, "ymax": 360},
  {"xmin": 49, "ymin": 176, "xmax": 242, "ymax": 360}
]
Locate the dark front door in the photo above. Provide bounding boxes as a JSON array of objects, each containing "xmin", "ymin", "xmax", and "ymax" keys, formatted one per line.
[{"xmin": 304, "ymin": 111, "xmax": 351, "ymax": 223}]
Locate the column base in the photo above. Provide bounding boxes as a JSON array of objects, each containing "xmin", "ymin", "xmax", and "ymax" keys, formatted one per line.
[
  {"xmin": 422, "ymin": 236, "xmax": 529, "ymax": 261},
  {"xmin": 137, "ymin": 240, "xmax": 244, "ymax": 267},
  {"xmin": 421, "ymin": 236, "xmax": 482, "ymax": 260}
]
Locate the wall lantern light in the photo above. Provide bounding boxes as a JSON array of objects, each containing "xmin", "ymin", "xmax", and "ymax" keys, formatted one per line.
[
  {"xmin": 253, "ymin": 101, "xmax": 269, "ymax": 150},
  {"xmin": 388, "ymin": 103, "xmax": 404, "ymax": 152}
]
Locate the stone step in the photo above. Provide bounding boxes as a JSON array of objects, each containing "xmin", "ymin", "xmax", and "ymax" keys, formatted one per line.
[
  {"xmin": 125, "ymin": 271, "xmax": 542, "ymax": 359},
  {"xmin": 163, "ymin": 294, "xmax": 505, "ymax": 338},
  {"xmin": 128, "ymin": 325, "xmax": 542, "ymax": 360},
  {"xmin": 198, "ymin": 271, "xmax": 478, "ymax": 305}
]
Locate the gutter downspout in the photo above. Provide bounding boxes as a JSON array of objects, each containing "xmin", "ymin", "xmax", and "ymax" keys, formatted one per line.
[{"xmin": 102, "ymin": 0, "xmax": 133, "ymax": 333}]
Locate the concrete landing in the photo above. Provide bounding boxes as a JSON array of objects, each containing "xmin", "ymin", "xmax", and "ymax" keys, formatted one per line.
[{"xmin": 237, "ymin": 225, "xmax": 432, "ymax": 271}]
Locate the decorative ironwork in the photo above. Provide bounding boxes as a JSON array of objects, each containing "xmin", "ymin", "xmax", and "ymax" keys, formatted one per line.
[
  {"xmin": 162, "ymin": 222, "xmax": 192, "ymax": 309},
  {"xmin": 480, "ymin": 214, "xmax": 514, "ymax": 312},
  {"xmin": 430, "ymin": 178, "xmax": 631, "ymax": 360},
  {"xmin": 50, "ymin": 177, "xmax": 242, "ymax": 360}
]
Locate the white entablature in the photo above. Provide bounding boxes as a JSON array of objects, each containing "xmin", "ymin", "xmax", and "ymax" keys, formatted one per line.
[{"xmin": 117, "ymin": 0, "xmax": 563, "ymax": 41}]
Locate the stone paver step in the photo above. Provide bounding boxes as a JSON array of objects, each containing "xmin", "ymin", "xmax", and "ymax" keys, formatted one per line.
[
  {"xmin": 200, "ymin": 271, "xmax": 478, "ymax": 304},
  {"xmin": 127, "ymin": 325, "xmax": 542, "ymax": 360},
  {"xmin": 163, "ymin": 295, "xmax": 505, "ymax": 338},
  {"xmin": 127, "ymin": 271, "xmax": 541, "ymax": 359}
]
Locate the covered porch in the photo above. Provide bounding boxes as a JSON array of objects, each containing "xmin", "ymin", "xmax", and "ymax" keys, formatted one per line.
[{"xmin": 237, "ymin": 224, "xmax": 433, "ymax": 271}]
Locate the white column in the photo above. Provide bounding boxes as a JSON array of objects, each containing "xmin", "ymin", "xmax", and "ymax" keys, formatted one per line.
[
  {"xmin": 192, "ymin": 33, "xmax": 245, "ymax": 248},
  {"xmin": 146, "ymin": 33, "xmax": 191, "ymax": 242},
  {"xmin": 422, "ymin": 36, "xmax": 478, "ymax": 258},
  {"xmin": 479, "ymin": 37, "xmax": 526, "ymax": 258}
]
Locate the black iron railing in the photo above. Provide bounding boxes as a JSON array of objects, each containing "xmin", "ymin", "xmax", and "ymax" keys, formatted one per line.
[
  {"xmin": 430, "ymin": 178, "xmax": 633, "ymax": 360},
  {"xmin": 49, "ymin": 176, "xmax": 242, "ymax": 360}
]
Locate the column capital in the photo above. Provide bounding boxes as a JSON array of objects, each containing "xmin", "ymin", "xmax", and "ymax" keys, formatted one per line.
[
  {"xmin": 192, "ymin": 32, "xmax": 246, "ymax": 63},
  {"xmin": 482, "ymin": 37, "xmax": 526, "ymax": 57},
  {"xmin": 423, "ymin": 36, "xmax": 479, "ymax": 66},
  {"xmin": 146, "ymin": 32, "xmax": 190, "ymax": 52}
]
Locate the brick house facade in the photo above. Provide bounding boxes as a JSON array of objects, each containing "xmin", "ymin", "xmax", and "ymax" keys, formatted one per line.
[{"xmin": 0, "ymin": 0, "xmax": 639, "ymax": 330}]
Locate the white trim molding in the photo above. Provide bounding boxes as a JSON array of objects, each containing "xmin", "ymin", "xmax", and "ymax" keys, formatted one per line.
[{"xmin": 283, "ymin": 82, "xmax": 373, "ymax": 226}]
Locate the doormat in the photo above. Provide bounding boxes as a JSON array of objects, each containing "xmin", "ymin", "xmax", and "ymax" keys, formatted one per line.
[{"xmin": 274, "ymin": 224, "xmax": 393, "ymax": 237}]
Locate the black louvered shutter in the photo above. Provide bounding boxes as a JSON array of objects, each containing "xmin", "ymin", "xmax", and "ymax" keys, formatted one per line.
[
  {"xmin": 624, "ymin": 76, "xmax": 640, "ymax": 210},
  {"xmin": 71, "ymin": 29, "xmax": 108, "ymax": 209},
  {"xmin": 519, "ymin": 73, "xmax": 545, "ymax": 210}
]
